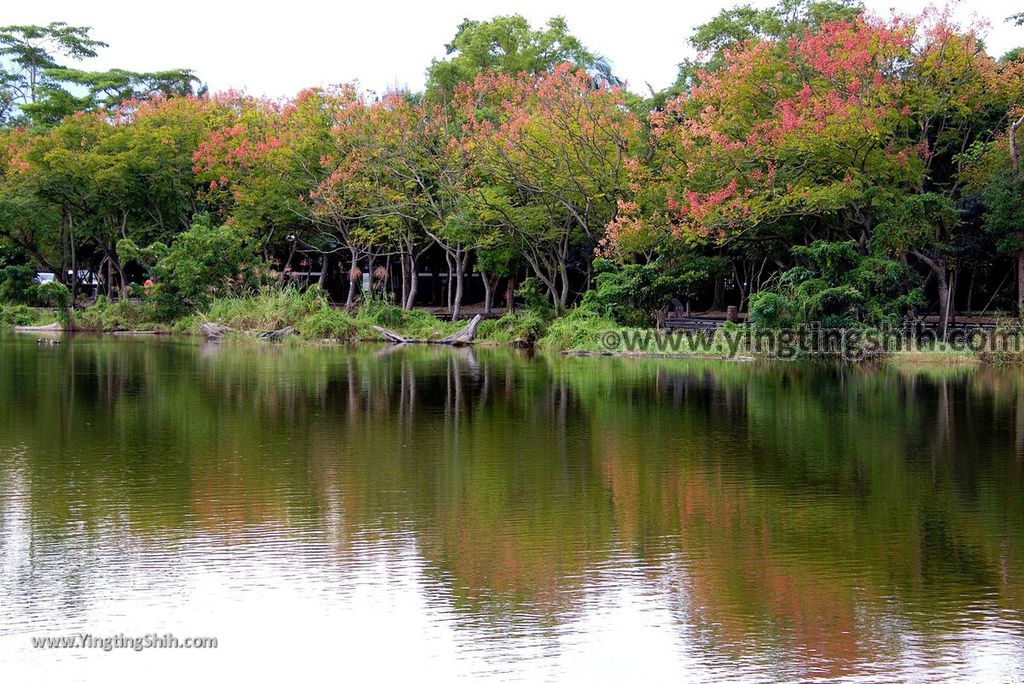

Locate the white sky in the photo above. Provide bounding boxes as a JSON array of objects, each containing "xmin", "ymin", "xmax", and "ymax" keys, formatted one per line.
[{"xmin": 5, "ymin": 0, "xmax": 1023, "ymax": 97}]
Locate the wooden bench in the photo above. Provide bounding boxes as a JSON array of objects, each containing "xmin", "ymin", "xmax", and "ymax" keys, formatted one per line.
[{"xmin": 664, "ymin": 317, "xmax": 723, "ymax": 331}]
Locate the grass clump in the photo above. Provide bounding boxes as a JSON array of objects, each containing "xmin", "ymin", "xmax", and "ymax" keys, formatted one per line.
[
  {"xmin": 0, "ymin": 304, "xmax": 56, "ymax": 328},
  {"xmin": 203, "ymin": 287, "xmax": 407, "ymax": 342},
  {"xmin": 477, "ymin": 310, "xmax": 549, "ymax": 346},
  {"xmin": 295, "ymin": 306, "xmax": 362, "ymax": 340},
  {"xmin": 206, "ymin": 286, "xmax": 326, "ymax": 331},
  {"xmin": 169, "ymin": 313, "xmax": 204, "ymax": 336},
  {"xmin": 537, "ymin": 308, "xmax": 619, "ymax": 352},
  {"xmin": 76, "ymin": 297, "xmax": 157, "ymax": 332},
  {"xmin": 353, "ymin": 296, "xmax": 464, "ymax": 340}
]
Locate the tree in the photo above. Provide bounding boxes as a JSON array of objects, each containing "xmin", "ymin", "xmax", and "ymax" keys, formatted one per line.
[
  {"xmin": 196, "ymin": 87, "xmax": 406, "ymax": 310},
  {"xmin": 47, "ymin": 67, "xmax": 205, "ymax": 107},
  {"xmin": 612, "ymin": 10, "xmax": 1021, "ymax": 323},
  {"xmin": 872, "ymin": 193, "xmax": 961, "ymax": 336},
  {"xmin": 0, "ymin": 23, "xmax": 202, "ymax": 127},
  {"xmin": 583, "ymin": 256, "xmax": 726, "ymax": 327},
  {"xmin": 0, "ymin": 126, "xmax": 62, "ymax": 272},
  {"xmin": 321, "ymin": 93, "xmax": 474, "ymax": 316},
  {"xmin": 458, "ymin": 65, "xmax": 641, "ymax": 309},
  {"xmin": 610, "ymin": 14, "xmax": 923, "ymax": 302},
  {"xmin": 964, "ymin": 110, "xmax": 1024, "ymax": 315},
  {"xmin": 749, "ymin": 240, "xmax": 921, "ymax": 328},
  {"xmin": 0, "ymin": 23, "xmax": 106, "ymax": 110},
  {"xmin": 2, "ymin": 94, "xmax": 226, "ymax": 300},
  {"xmin": 671, "ymin": 0, "xmax": 864, "ymax": 96},
  {"xmin": 9, "ymin": 111, "xmax": 112, "ymax": 300},
  {"xmin": 426, "ymin": 16, "xmax": 620, "ymax": 103},
  {"xmin": 122, "ymin": 215, "xmax": 258, "ymax": 316}
]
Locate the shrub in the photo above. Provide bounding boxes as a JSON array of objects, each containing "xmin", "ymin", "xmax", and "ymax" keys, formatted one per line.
[
  {"xmin": 122, "ymin": 215, "xmax": 263, "ymax": 319},
  {"xmin": 35, "ymin": 278, "xmax": 71, "ymax": 309},
  {"xmin": 296, "ymin": 307, "xmax": 359, "ymax": 340},
  {"xmin": 203, "ymin": 286, "xmax": 374, "ymax": 341},
  {"xmin": 76, "ymin": 297, "xmax": 153, "ymax": 331},
  {"xmin": 352, "ymin": 295, "xmax": 464, "ymax": 340},
  {"xmin": 750, "ymin": 241, "xmax": 922, "ymax": 329},
  {"xmin": 0, "ymin": 265, "xmax": 36, "ymax": 304},
  {"xmin": 748, "ymin": 292, "xmax": 795, "ymax": 329},
  {"xmin": 582, "ymin": 257, "xmax": 727, "ymax": 327},
  {"xmin": 35, "ymin": 281, "xmax": 72, "ymax": 325},
  {"xmin": 0, "ymin": 304, "xmax": 55, "ymax": 327},
  {"xmin": 207, "ymin": 286, "xmax": 325, "ymax": 331},
  {"xmin": 514, "ymin": 277, "xmax": 554, "ymax": 315},
  {"xmin": 538, "ymin": 308, "xmax": 619, "ymax": 351},
  {"xmin": 476, "ymin": 310, "xmax": 549, "ymax": 346},
  {"xmin": 170, "ymin": 313, "xmax": 203, "ymax": 336},
  {"xmin": 356, "ymin": 294, "xmax": 404, "ymax": 328}
]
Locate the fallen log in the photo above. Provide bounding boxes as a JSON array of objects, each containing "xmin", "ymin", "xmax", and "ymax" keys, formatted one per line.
[
  {"xmin": 373, "ymin": 314, "xmax": 482, "ymax": 346},
  {"xmin": 442, "ymin": 314, "xmax": 483, "ymax": 346},
  {"xmin": 14, "ymin": 322, "xmax": 64, "ymax": 333},
  {"xmin": 258, "ymin": 326, "xmax": 296, "ymax": 342},
  {"xmin": 372, "ymin": 325, "xmax": 408, "ymax": 344},
  {"xmin": 199, "ymin": 321, "xmax": 232, "ymax": 339}
]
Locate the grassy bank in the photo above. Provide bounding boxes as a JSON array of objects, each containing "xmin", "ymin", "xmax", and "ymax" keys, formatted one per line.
[
  {"xmin": 2, "ymin": 288, "xmax": 530, "ymax": 345},
  {"xmin": 0, "ymin": 304, "xmax": 57, "ymax": 328},
  {"xmin": 3, "ymin": 289, "xmax": 1021, "ymax": 365}
]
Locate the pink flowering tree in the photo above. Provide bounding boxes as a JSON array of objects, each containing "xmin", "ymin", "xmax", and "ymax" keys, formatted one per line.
[
  {"xmin": 606, "ymin": 10, "xmax": 1021, "ymax": 323},
  {"xmin": 456, "ymin": 64, "xmax": 641, "ymax": 309}
]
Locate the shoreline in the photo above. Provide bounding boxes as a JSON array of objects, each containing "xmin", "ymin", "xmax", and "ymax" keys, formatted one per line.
[{"xmin": 5, "ymin": 324, "xmax": 1008, "ymax": 366}]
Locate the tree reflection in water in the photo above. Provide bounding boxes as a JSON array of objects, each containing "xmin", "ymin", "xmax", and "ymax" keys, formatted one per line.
[{"xmin": 0, "ymin": 335, "xmax": 1022, "ymax": 680}]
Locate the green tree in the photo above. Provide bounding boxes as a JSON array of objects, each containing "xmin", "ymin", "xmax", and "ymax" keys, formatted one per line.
[
  {"xmin": 0, "ymin": 22, "xmax": 106, "ymax": 125},
  {"xmin": 583, "ymin": 256, "xmax": 727, "ymax": 327},
  {"xmin": 872, "ymin": 194, "xmax": 962, "ymax": 336},
  {"xmin": 46, "ymin": 67, "xmax": 204, "ymax": 107},
  {"xmin": 749, "ymin": 240, "xmax": 921, "ymax": 328},
  {"xmin": 125, "ymin": 216, "xmax": 259, "ymax": 316},
  {"xmin": 458, "ymin": 66, "xmax": 641, "ymax": 309},
  {"xmin": 0, "ymin": 23, "xmax": 202, "ymax": 127},
  {"xmin": 426, "ymin": 16, "xmax": 619, "ymax": 103}
]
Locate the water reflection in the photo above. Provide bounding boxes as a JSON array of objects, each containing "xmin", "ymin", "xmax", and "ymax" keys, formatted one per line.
[{"xmin": 1, "ymin": 334, "xmax": 1023, "ymax": 681}]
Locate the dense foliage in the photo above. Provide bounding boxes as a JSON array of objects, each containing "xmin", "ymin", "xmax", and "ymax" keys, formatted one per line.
[{"xmin": 1, "ymin": 4, "xmax": 1022, "ymax": 336}]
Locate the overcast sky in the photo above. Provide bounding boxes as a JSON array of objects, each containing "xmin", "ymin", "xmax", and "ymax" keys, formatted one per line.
[{"xmin": 7, "ymin": 0, "xmax": 1023, "ymax": 97}]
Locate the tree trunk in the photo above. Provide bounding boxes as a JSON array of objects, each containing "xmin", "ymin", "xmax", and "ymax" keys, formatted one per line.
[
  {"xmin": 317, "ymin": 253, "xmax": 328, "ymax": 289},
  {"xmin": 114, "ymin": 258, "xmax": 127, "ymax": 300},
  {"xmin": 481, "ymin": 271, "xmax": 493, "ymax": 315},
  {"xmin": 966, "ymin": 270, "xmax": 975, "ymax": 314},
  {"xmin": 451, "ymin": 251, "xmax": 467, "ymax": 322},
  {"xmin": 948, "ymin": 271, "xmax": 957, "ymax": 327},
  {"xmin": 344, "ymin": 253, "xmax": 358, "ymax": 312},
  {"xmin": 1010, "ymin": 114, "xmax": 1023, "ymax": 320},
  {"xmin": 1018, "ymin": 249, "xmax": 1024, "ymax": 318},
  {"xmin": 400, "ymin": 252, "xmax": 409, "ymax": 309},
  {"xmin": 405, "ymin": 253, "xmax": 420, "ymax": 310},
  {"xmin": 505, "ymin": 275, "xmax": 516, "ymax": 312},
  {"xmin": 431, "ymin": 261, "xmax": 440, "ymax": 306},
  {"xmin": 445, "ymin": 252, "xmax": 454, "ymax": 312},
  {"xmin": 936, "ymin": 269, "xmax": 950, "ymax": 340},
  {"xmin": 557, "ymin": 259, "xmax": 570, "ymax": 310},
  {"xmin": 713, "ymin": 273, "xmax": 725, "ymax": 311}
]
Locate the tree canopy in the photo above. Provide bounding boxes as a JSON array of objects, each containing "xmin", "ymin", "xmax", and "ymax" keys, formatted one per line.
[{"xmin": 2, "ymin": 5, "xmax": 1023, "ymax": 333}]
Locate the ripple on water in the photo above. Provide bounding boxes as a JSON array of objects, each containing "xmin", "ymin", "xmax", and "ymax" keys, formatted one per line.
[{"xmin": 0, "ymin": 336, "xmax": 1023, "ymax": 681}]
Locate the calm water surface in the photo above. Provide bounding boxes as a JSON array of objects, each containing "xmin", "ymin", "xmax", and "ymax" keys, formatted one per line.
[{"xmin": 1, "ymin": 333, "xmax": 1023, "ymax": 682}]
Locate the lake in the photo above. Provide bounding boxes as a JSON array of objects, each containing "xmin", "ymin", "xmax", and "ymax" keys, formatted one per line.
[{"xmin": 1, "ymin": 333, "xmax": 1023, "ymax": 682}]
